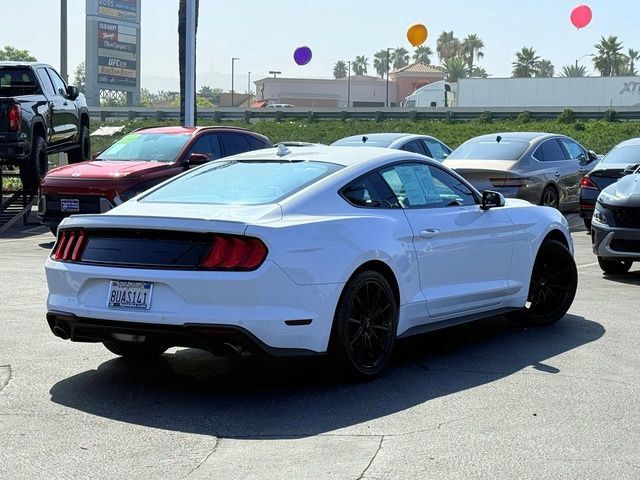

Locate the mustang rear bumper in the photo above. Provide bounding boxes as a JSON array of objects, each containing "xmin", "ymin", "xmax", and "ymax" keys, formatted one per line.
[{"xmin": 46, "ymin": 311, "xmax": 321, "ymax": 357}]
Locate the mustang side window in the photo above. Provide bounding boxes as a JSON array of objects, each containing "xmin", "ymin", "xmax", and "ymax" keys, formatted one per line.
[{"xmin": 341, "ymin": 173, "xmax": 399, "ymax": 209}]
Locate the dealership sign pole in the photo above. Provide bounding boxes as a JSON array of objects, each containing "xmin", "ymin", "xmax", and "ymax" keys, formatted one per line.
[{"xmin": 184, "ymin": 0, "xmax": 196, "ymax": 127}]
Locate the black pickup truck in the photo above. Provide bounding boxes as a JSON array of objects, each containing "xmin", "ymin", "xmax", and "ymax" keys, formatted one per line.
[{"xmin": 0, "ymin": 62, "xmax": 90, "ymax": 191}]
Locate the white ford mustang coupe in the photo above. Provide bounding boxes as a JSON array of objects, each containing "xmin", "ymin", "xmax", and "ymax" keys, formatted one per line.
[{"xmin": 45, "ymin": 145, "xmax": 577, "ymax": 378}]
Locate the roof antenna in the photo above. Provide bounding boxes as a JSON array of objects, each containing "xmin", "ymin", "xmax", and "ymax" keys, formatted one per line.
[
  {"xmin": 276, "ymin": 143, "xmax": 292, "ymax": 157},
  {"xmin": 362, "ymin": 136, "xmax": 368, "ymax": 143},
  {"xmin": 496, "ymin": 135, "xmax": 502, "ymax": 144}
]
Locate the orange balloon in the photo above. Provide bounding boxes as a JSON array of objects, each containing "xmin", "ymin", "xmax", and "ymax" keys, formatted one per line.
[{"xmin": 407, "ymin": 23, "xmax": 428, "ymax": 47}]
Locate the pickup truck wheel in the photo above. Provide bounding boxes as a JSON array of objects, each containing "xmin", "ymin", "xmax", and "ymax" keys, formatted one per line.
[
  {"xmin": 67, "ymin": 126, "xmax": 90, "ymax": 164},
  {"xmin": 19, "ymin": 136, "xmax": 47, "ymax": 193}
]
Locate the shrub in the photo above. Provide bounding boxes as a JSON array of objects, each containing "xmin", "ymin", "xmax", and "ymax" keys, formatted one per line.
[
  {"xmin": 558, "ymin": 109, "xmax": 575, "ymax": 124},
  {"xmin": 574, "ymin": 122, "xmax": 586, "ymax": 131},
  {"xmin": 516, "ymin": 111, "xmax": 532, "ymax": 123},
  {"xmin": 477, "ymin": 111, "xmax": 493, "ymax": 123},
  {"xmin": 604, "ymin": 109, "xmax": 618, "ymax": 122}
]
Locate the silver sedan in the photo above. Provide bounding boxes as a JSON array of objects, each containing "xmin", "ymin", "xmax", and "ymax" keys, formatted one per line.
[{"xmin": 443, "ymin": 132, "xmax": 598, "ymax": 211}]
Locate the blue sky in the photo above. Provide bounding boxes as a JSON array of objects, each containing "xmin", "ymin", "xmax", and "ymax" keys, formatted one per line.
[{"xmin": 2, "ymin": 0, "xmax": 640, "ymax": 91}]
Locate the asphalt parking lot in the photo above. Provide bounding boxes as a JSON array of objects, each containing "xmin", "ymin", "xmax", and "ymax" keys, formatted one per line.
[{"xmin": 0, "ymin": 215, "xmax": 639, "ymax": 480}]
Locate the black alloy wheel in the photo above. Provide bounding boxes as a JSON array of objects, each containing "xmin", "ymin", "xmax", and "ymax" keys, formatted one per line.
[
  {"xmin": 598, "ymin": 257, "xmax": 633, "ymax": 275},
  {"xmin": 508, "ymin": 239, "xmax": 577, "ymax": 326},
  {"xmin": 331, "ymin": 271, "xmax": 398, "ymax": 379},
  {"xmin": 540, "ymin": 186, "xmax": 560, "ymax": 209}
]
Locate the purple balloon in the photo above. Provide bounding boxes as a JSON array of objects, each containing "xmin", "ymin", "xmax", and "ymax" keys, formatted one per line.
[{"xmin": 294, "ymin": 46, "xmax": 312, "ymax": 66}]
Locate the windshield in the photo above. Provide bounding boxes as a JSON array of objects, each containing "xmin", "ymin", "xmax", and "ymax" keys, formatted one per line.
[
  {"xmin": 448, "ymin": 139, "xmax": 530, "ymax": 160},
  {"xmin": 332, "ymin": 138, "xmax": 392, "ymax": 148},
  {"xmin": 140, "ymin": 160, "xmax": 343, "ymax": 205},
  {"xmin": 601, "ymin": 145, "xmax": 640, "ymax": 164},
  {"xmin": 97, "ymin": 133, "xmax": 191, "ymax": 162},
  {"xmin": 0, "ymin": 67, "xmax": 39, "ymax": 95}
]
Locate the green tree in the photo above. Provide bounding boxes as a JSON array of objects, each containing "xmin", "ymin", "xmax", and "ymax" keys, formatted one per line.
[
  {"xmin": 560, "ymin": 64, "xmax": 587, "ymax": 77},
  {"xmin": 178, "ymin": 0, "xmax": 200, "ymax": 124},
  {"xmin": 535, "ymin": 59, "xmax": 555, "ymax": 78},
  {"xmin": 0, "ymin": 45, "xmax": 36, "ymax": 61},
  {"xmin": 73, "ymin": 62, "xmax": 85, "ymax": 93},
  {"xmin": 461, "ymin": 34, "xmax": 484, "ymax": 71},
  {"xmin": 512, "ymin": 47, "xmax": 540, "ymax": 78},
  {"xmin": 391, "ymin": 47, "xmax": 410, "ymax": 70},
  {"xmin": 373, "ymin": 50, "xmax": 387, "ymax": 78},
  {"xmin": 436, "ymin": 31, "xmax": 460, "ymax": 64},
  {"xmin": 333, "ymin": 60, "xmax": 348, "ymax": 79},
  {"xmin": 352, "ymin": 55, "xmax": 368, "ymax": 75},
  {"xmin": 444, "ymin": 57, "xmax": 468, "ymax": 82},
  {"xmin": 469, "ymin": 66, "xmax": 489, "ymax": 78},
  {"xmin": 627, "ymin": 48, "xmax": 639, "ymax": 75},
  {"xmin": 412, "ymin": 45, "xmax": 433, "ymax": 65},
  {"xmin": 593, "ymin": 36, "xmax": 626, "ymax": 76}
]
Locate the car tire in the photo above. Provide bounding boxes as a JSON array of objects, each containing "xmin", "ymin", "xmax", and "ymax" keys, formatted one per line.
[
  {"xmin": 540, "ymin": 186, "xmax": 560, "ymax": 210},
  {"xmin": 583, "ymin": 218, "xmax": 592, "ymax": 230},
  {"xmin": 103, "ymin": 340, "xmax": 167, "ymax": 359},
  {"xmin": 598, "ymin": 257, "xmax": 633, "ymax": 275},
  {"xmin": 68, "ymin": 125, "xmax": 90, "ymax": 164},
  {"xmin": 19, "ymin": 136, "xmax": 47, "ymax": 193},
  {"xmin": 507, "ymin": 239, "xmax": 577, "ymax": 326},
  {"xmin": 330, "ymin": 270, "xmax": 398, "ymax": 379}
]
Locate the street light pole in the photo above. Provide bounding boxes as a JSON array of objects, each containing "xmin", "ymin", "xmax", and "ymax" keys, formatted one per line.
[
  {"xmin": 231, "ymin": 57, "xmax": 239, "ymax": 107},
  {"xmin": 184, "ymin": 0, "xmax": 196, "ymax": 127},
  {"xmin": 60, "ymin": 0, "xmax": 68, "ymax": 83},
  {"xmin": 248, "ymin": 71, "xmax": 251, "ymax": 94},
  {"xmin": 575, "ymin": 53, "xmax": 595, "ymax": 70},
  {"xmin": 385, "ymin": 48, "xmax": 395, "ymax": 108},
  {"xmin": 347, "ymin": 61, "xmax": 351, "ymax": 108}
]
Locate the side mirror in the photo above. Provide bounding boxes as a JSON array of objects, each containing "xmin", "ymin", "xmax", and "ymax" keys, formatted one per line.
[
  {"xmin": 480, "ymin": 190, "xmax": 506, "ymax": 210},
  {"xmin": 183, "ymin": 153, "xmax": 209, "ymax": 168},
  {"xmin": 588, "ymin": 150, "xmax": 599, "ymax": 162},
  {"xmin": 66, "ymin": 85, "xmax": 79, "ymax": 100}
]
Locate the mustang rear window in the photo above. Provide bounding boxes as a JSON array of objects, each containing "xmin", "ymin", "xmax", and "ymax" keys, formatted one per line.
[{"xmin": 140, "ymin": 160, "xmax": 343, "ymax": 205}]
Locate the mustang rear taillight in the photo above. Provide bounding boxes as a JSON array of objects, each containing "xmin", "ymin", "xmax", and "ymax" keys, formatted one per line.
[
  {"xmin": 580, "ymin": 175, "xmax": 598, "ymax": 190},
  {"xmin": 201, "ymin": 235, "xmax": 267, "ymax": 271},
  {"xmin": 8, "ymin": 104, "xmax": 21, "ymax": 131},
  {"xmin": 53, "ymin": 229, "xmax": 88, "ymax": 262}
]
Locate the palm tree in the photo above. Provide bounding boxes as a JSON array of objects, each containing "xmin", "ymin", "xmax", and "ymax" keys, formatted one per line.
[
  {"xmin": 333, "ymin": 60, "xmax": 348, "ymax": 79},
  {"xmin": 444, "ymin": 57, "xmax": 468, "ymax": 82},
  {"xmin": 535, "ymin": 59, "xmax": 555, "ymax": 78},
  {"xmin": 373, "ymin": 50, "xmax": 387, "ymax": 78},
  {"xmin": 437, "ymin": 31, "xmax": 460, "ymax": 64},
  {"xmin": 593, "ymin": 36, "xmax": 627, "ymax": 76},
  {"xmin": 627, "ymin": 48, "xmax": 639, "ymax": 75},
  {"xmin": 560, "ymin": 64, "xmax": 587, "ymax": 77},
  {"xmin": 391, "ymin": 47, "xmax": 410, "ymax": 70},
  {"xmin": 462, "ymin": 34, "xmax": 485, "ymax": 71},
  {"xmin": 512, "ymin": 47, "xmax": 540, "ymax": 78},
  {"xmin": 178, "ymin": 0, "xmax": 200, "ymax": 124},
  {"xmin": 352, "ymin": 55, "xmax": 368, "ymax": 76},
  {"xmin": 413, "ymin": 45, "xmax": 433, "ymax": 65},
  {"xmin": 469, "ymin": 66, "xmax": 489, "ymax": 78}
]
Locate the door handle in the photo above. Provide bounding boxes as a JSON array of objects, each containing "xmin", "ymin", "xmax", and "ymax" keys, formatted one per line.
[
  {"xmin": 63, "ymin": 101, "xmax": 68, "ymax": 106},
  {"xmin": 554, "ymin": 171, "xmax": 561, "ymax": 178},
  {"xmin": 420, "ymin": 228, "xmax": 441, "ymax": 239}
]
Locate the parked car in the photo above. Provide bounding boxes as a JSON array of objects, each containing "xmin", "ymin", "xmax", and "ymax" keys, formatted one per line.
[
  {"xmin": 0, "ymin": 61, "xmax": 90, "ymax": 191},
  {"xmin": 331, "ymin": 133, "xmax": 452, "ymax": 161},
  {"xmin": 45, "ymin": 146, "xmax": 577, "ymax": 379},
  {"xmin": 579, "ymin": 138, "xmax": 640, "ymax": 230},
  {"xmin": 591, "ymin": 164, "xmax": 640, "ymax": 274},
  {"xmin": 38, "ymin": 126, "xmax": 271, "ymax": 234},
  {"xmin": 443, "ymin": 132, "xmax": 598, "ymax": 211},
  {"xmin": 265, "ymin": 103, "xmax": 294, "ymax": 108}
]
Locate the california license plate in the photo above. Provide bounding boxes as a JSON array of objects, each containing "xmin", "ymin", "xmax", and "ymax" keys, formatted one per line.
[
  {"xmin": 60, "ymin": 198, "xmax": 80, "ymax": 212},
  {"xmin": 108, "ymin": 280, "xmax": 153, "ymax": 310}
]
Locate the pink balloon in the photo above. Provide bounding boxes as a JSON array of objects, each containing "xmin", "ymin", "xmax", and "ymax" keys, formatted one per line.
[{"xmin": 570, "ymin": 4, "xmax": 592, "ymax": 29}]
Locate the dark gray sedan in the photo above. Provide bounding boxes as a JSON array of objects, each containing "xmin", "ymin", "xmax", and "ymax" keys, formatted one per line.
[
  {"xmin": 443, "ymin": 132, "xmax": 598, "ymax": 211},
  {"xmin": 331, "ymin": 133, "xmax": 452, "ymax": 161}
]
